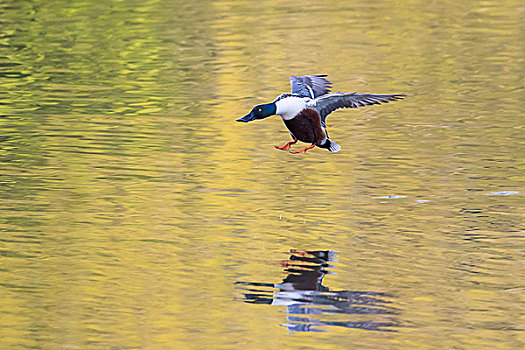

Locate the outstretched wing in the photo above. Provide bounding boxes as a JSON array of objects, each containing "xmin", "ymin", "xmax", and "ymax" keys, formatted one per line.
[
  {"xmin": 290, "ymin": 75, "xmax": 332, "ymax": 98},
  {"xmin": 308, "ymin": 92, "xmax": 405, "ymax": 125}
]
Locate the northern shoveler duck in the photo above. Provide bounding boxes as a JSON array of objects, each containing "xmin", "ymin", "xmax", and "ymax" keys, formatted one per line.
[{"xmin": 237, "ymin": 75, "xmax": 405, "ymax": 153}]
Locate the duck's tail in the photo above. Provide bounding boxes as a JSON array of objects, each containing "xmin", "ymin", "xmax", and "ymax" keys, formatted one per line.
[{"xmin": 320, "ymin": 139, "xmax": 341, "ymax": 153}]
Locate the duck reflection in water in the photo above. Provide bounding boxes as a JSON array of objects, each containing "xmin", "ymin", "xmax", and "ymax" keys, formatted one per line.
[{"xmin": 235, "ymin": 249, "xmax": 397, "ymax": 333}]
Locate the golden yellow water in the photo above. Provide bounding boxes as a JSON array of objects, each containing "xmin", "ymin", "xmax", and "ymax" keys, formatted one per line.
[{"xmin": 0, "ymin": 0, "xmax": 524, "ymax": 349}]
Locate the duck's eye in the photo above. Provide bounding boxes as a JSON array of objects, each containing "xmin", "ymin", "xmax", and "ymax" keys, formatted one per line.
[{"xmin": 258, "ymin": 108, "xmax": 262, "ymax": 112}]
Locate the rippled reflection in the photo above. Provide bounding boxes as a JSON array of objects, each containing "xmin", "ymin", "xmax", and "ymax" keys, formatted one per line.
[{"xmin": 236, "ymin": 250, "xmax": 397, "ymax": 333}]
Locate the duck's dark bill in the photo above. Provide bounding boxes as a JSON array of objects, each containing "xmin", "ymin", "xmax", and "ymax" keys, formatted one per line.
[{"xmin": 236, "ymin": 113, "xmax": 255, "ymax": 122}]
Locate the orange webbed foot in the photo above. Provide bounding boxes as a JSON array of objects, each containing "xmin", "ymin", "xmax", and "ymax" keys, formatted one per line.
[
  {"xmin": 289, "ymin": 144, "xmax": 316, "ymax": 154},
  {"xmin": 274, "ymin": 144, "xmax": 291, "ymax": 151},
  {"xmin": 274, "ymin": 139, "xmax": 297, "ymax": 151}
]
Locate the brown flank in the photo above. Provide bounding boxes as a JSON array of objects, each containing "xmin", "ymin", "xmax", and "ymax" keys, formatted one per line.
[{"xmin": 283, "ymin": 108, "xmax": 326, "ymax": 145}]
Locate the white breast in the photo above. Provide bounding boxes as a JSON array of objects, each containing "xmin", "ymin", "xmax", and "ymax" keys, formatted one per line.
[{"xmin": 275, "ymin": 96, "xmax": 308, "ymax": 120}]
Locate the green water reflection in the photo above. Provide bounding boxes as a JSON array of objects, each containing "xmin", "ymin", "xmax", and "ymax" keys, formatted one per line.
[{"xmin": 0, "ymin": 0, "xmax": 523, "ymax": 349}]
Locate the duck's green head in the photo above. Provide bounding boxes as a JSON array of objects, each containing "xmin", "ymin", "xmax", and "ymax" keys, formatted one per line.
[{"xmin": 236, "ymin": 103, "xmax": 277, "ymax": 122}]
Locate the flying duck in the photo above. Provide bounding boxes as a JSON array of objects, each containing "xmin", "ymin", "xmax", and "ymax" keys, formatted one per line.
[{"xmin": 237, "ymin": 75, "xmax": 404, "ymax": 153}]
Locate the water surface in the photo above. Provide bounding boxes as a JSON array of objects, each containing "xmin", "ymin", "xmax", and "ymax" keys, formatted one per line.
[{"xmin": 0, "ymin": 0, "xmax": 524, "ymax": 349}]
